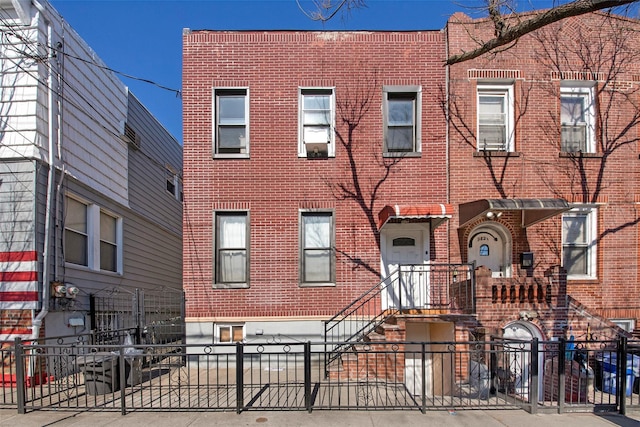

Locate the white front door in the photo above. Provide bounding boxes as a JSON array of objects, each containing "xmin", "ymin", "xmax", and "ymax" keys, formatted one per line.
[
  {"xmin": 467, "ymin": 225, "xmax": 510, "ymax": 277},
  {"xmin": 382, "ymin": 225, "xmax": 428, "ymax": 309}
]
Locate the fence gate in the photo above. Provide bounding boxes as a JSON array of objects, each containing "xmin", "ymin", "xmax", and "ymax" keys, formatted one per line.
[{"xmin": 90, "ymin": 287, "xmax": 184, "ymax": 345}]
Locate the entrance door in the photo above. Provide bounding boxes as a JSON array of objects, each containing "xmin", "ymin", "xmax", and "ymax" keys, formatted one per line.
[
  {"xmin": 405, "ymin": 323, "xmax": 432, "ymax": 397},
  {"xmin": 503, "ymin": 321, "xmax": 544, "ymax": 401},
  {"xmin": 383, "ymin": 227, "xmax": 427, "ymax": 309},
  {"xmin": 467, "ymin": 224, "xmax": 510, "ymax": 277}
]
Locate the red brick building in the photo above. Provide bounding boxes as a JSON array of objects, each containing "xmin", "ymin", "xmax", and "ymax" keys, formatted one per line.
[
  {"xmin": 182, "ymin": 11, "xmax": 640, "ymax": 353},
  {"xmin": 446, "ymin": 11, "xmax": 640, "ymax": 343},
  {"xmin": 181, "ymin": 30, "xmax": 452, "ymax": 345}
]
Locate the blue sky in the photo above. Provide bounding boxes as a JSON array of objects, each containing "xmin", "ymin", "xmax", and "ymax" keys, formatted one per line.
[{"xmin": 49, "ymin": 0, "xmax": 552, "ymax": 143}]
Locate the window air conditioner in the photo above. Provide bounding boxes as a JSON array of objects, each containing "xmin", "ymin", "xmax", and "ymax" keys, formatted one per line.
[
  {"xmin": 561, "ymin": 124, "xmax": 587, "ymax": 152},
  {"xmin": 305, "ymin": 141, "xmax": 328, "ymax": 159}
]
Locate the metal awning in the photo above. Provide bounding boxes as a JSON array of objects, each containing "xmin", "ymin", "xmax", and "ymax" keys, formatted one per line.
[
  {"xmin": 378, "ymin": 204, "xmax": 453, "ymax": 229},
  {"xmin": 459, "ymin": 198, "xmax": 571, "ymax": 228}
]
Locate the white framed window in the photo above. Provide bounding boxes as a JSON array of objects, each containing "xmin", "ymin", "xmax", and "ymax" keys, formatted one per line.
[
  {"xmin": 213, "ymin": 88, "xmax": 249, "ymax": 157},
  {"xmin": 560, "ymin": 86, "xmax": 595, "ymax": 153},
  {"xmin": 299, "ymin": 88, "xmax": 335, "ymax": 158},
  {"xmin": 64, "ymin": 195, "xmax": 123, "ymax": 274},
  {"xmin": 383, "ymin": 86, "xmax": 422, "ymax": 154},
  {"xmin": 562, "ymin": 206, "xmax": 597, "ymax": 279},
  {"xmin": 165, "ymin": 167, "xmax": 182, "ymax": 201},
  {"xmin": 214, "ymin": 211, "xmax": 249, "ymax": 287},
  {"xmin": 300, "ymin": 210, "xmax": 335, "ymax": 286},
  {"xmin": 215, "ymin": 323, "xmax": 245, "ymax": 343},
  {"xmin": 477, "ymin": 84, "xmax": 514, "ymax": 151}
]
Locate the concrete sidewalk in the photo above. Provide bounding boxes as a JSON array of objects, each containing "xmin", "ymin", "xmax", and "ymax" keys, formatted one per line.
[{"xmin": 1, "ymin": 409, "xmax": 640, "ymax": 427}]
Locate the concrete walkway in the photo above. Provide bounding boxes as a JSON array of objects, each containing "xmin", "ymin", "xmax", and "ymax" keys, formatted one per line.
[{"xmin": 1, "ymin": 408, "xmax": 639, "ymax": 427}]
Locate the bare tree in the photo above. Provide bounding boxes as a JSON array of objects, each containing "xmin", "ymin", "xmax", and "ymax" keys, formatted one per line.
[
  {"xmin": 297, "ymin": 0, "xmax": 639, "ymax": 64},
  {"xmin": 322, "ymin": 69, "xmax": 404, "ymax": 276}
]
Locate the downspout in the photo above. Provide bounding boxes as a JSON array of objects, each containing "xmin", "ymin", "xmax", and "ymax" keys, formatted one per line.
[
  {"xmin": 444, "ymin": 26, "xmax": 451, "ymax": 265},
  {"xmin": 30, "ymin": 0, "xmax": 56, "ymax": 341}
]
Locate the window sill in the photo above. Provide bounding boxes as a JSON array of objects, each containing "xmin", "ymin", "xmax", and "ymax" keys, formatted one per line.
[
  {"xmin": 213, "ymin": 153, "xmax": 250, "ymax": 160},
  {"xmin": 64, "ymin": 262, "xmax": 123, "ymax": 276},
  {"xmin": 383, "ymin": 152, "xmax": 422, "ymax": 158},
  {"xmin": 299, "ymin": 282, "xmax": 336, "ymax": 288},
  {"xmin": 566, "ymin": 275, "xmax": 597, "ymax": 282},
  {"xmin": 560, "ymin": 152, "xmax": 601, "ymax": 158},
  {"xmin": 213, "ymin": 283, "xmax": 250, "ymax": 289},
  {"xmin": 473, "ymin": 151, "xmax": 521, "ymax": 158}
]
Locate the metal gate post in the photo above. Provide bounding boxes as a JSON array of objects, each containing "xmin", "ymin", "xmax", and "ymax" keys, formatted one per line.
[
  {"xmin": 619, "ymin": 336, "xmax": 627, "ymax": 416},
  {"xmin": 14, "ymin": 338, "xmax": 25, "ymax": 414},
  {"xmin": 119, "ymin": 348, "xmax": 127, "ymax": 415},
  {"xmin": 304, "ymin": 341, "xmax": 312, "ymax": 412},
  {"xmin": 236, "ymin": 342, "xmax": 244, "ymax": 413},
  {"xmin": 421, "ymin": 342, "xmax": 426, "ymax": 414},
  {"xmin": 530, "ymin": 338, "xmax": 539, "ymax": 414},
  {"xmin": 558, "ymin": 338, "xmax": 566, "ymax": 414}
]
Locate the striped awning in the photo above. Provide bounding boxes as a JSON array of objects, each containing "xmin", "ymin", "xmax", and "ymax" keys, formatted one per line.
[{"xmin": 378, "ymin": 204, "xmax": 453, "ymax": 229}]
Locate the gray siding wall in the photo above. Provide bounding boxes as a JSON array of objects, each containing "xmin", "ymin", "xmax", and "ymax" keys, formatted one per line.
[{"xmin": 126, "ymin": 93, "xmax": 182, "ymax": 235}]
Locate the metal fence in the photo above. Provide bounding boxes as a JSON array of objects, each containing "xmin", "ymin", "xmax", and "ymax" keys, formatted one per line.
[
  {"xmin": 2, "ymin": 336, "xmax": 639, "ymax": 414},
  {"xmin": 90, "ymin": 287, "xmax": 184, "ymax": 346}
]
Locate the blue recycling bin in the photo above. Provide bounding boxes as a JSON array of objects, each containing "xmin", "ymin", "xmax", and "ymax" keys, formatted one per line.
[{"xmin": 599, "ymin": 354, "xmax": 639, "ymax": 397}]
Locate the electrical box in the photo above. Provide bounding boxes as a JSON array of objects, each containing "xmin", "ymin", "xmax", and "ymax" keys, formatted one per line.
[{"xmin": 68, "ymin": 317, "xmax": 85, "ymax": 327}]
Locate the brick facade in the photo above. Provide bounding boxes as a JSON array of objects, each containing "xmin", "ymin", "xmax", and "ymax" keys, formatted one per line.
[
  {"xmin": 447, "ymin": 11, "xmax": 640, "ymax": 337},
  {"xmin": 183, "ymin": 11, "xmax": 640, "ymax": 343},
  {"xmin": 182, "ymin": 31, "xmax": 449, "ymax": 325}
]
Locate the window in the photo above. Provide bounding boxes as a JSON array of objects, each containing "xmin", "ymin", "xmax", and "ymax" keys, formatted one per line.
[
  {"xmin": 64, "ymin": 195, "xmax": 122, "ymax": 273},
  {"xmin": 562, "ymin": 207, "xmax": 597, "ymax": 278},
  {"xmin": 477, "ymin": 84, "xmax": 514, "ymax": 151},
  {"xmin": 165, "ymin": 167, "xmax": 182, "ymax": 201},
  {"xmin": 300, "ymin": 211, "xmax": 335, "ymax": 285},
  {"xmin": 612, "ymin": 319, "xmax": 635, "ymax": 333},
  {"xmin": 479, "ymin": 244, "xmax": 489, "ymax": 256},
  {"xmin": 216, "ymin": 324, "xmax": 245, "ymax": 343},
  {"xmin": 100, "ymin": 212, "xmax": 118, "ymax": 272},
  {"xmin": 383, "ymin": 86, "xmax": 421, "ymax": 154},
  {"xmin": 213, "ymin": 88, "xmax": 249, "ymax": 156},
  {"xmin": 561, "ymin": 86, "xmax": 595, "ymax": 153},
  {"xmin": 214, "ymin": 212, "xmax": 249, "ymax": 287},
  {"xmin": 64, "ymin": 197, "xmax": 88, "ymax": 266},
  {"xmin": 299, "ymin": 88, "xmax": 335, "ymax": 158}
]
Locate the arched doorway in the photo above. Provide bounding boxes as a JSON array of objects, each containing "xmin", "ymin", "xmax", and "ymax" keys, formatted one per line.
[
  {"xmin": 467, "ymin": 222, "xmax": 512, "ymax": 277},
  {"xmin": 503, "ymin": 321, "xmax": 545, "ymax": 401}
]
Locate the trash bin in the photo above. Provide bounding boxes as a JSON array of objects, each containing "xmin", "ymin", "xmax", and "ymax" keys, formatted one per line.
[
  {"xmin": 124, "ymin": 349, "xmax": 144, "ymax": 386},
  {"xmin": 598, "ymin": 354, "xmax": 639, "ymax": 397},
  {"xmin": 76, "ymin": 352, "xmax": 119, "ymax": 395}
]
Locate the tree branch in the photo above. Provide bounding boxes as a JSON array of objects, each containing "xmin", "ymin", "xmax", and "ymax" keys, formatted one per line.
[{"xmin": 446, "ymin": 0, "xmax": 637, "ymax": 65}]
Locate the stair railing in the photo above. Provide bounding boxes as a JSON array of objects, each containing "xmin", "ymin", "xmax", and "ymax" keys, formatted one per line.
[{"xmin": 324, "ymin": 263, "xmax": 475, "ymax": 372}]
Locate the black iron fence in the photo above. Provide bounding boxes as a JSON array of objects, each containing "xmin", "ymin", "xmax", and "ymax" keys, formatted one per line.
[{"xmin": 2, "ymin": 336, "xmax": 639, "ymax": 414}]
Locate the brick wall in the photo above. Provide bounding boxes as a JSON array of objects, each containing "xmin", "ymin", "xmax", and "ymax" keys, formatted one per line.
[
  {"xmin": 182, "ymin": 31, "xmax": 448, "ymax": 319},
  {"xmin": 446, "ymin": 12, "xmax": 640, "ymax": 329}
]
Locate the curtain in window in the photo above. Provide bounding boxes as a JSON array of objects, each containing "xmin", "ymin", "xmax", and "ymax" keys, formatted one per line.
[
  {"xmin": 563, "ymin": 214, "xmax": 588, "ymax": 275},
  {"xmin": 218, "ymin": 215, "xmax": 246, "ymax": 283},
  {"xmin": 100, "ymin": 213, "xmax": 117, "ymax": 272},
  {"xmin": 387, "ymin": 97, "xmax": 414, "ymax": 152},
  {"xmin": 65, "ymin": 197, "xmax": 88, "ymax": 266},
  {"xmin": 478, "ymin": 95, "xmax": 506, "ymax": 150},
  {"xmin": 303, "ymin": 214, "xmax": 331, "ymax": 282}
]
